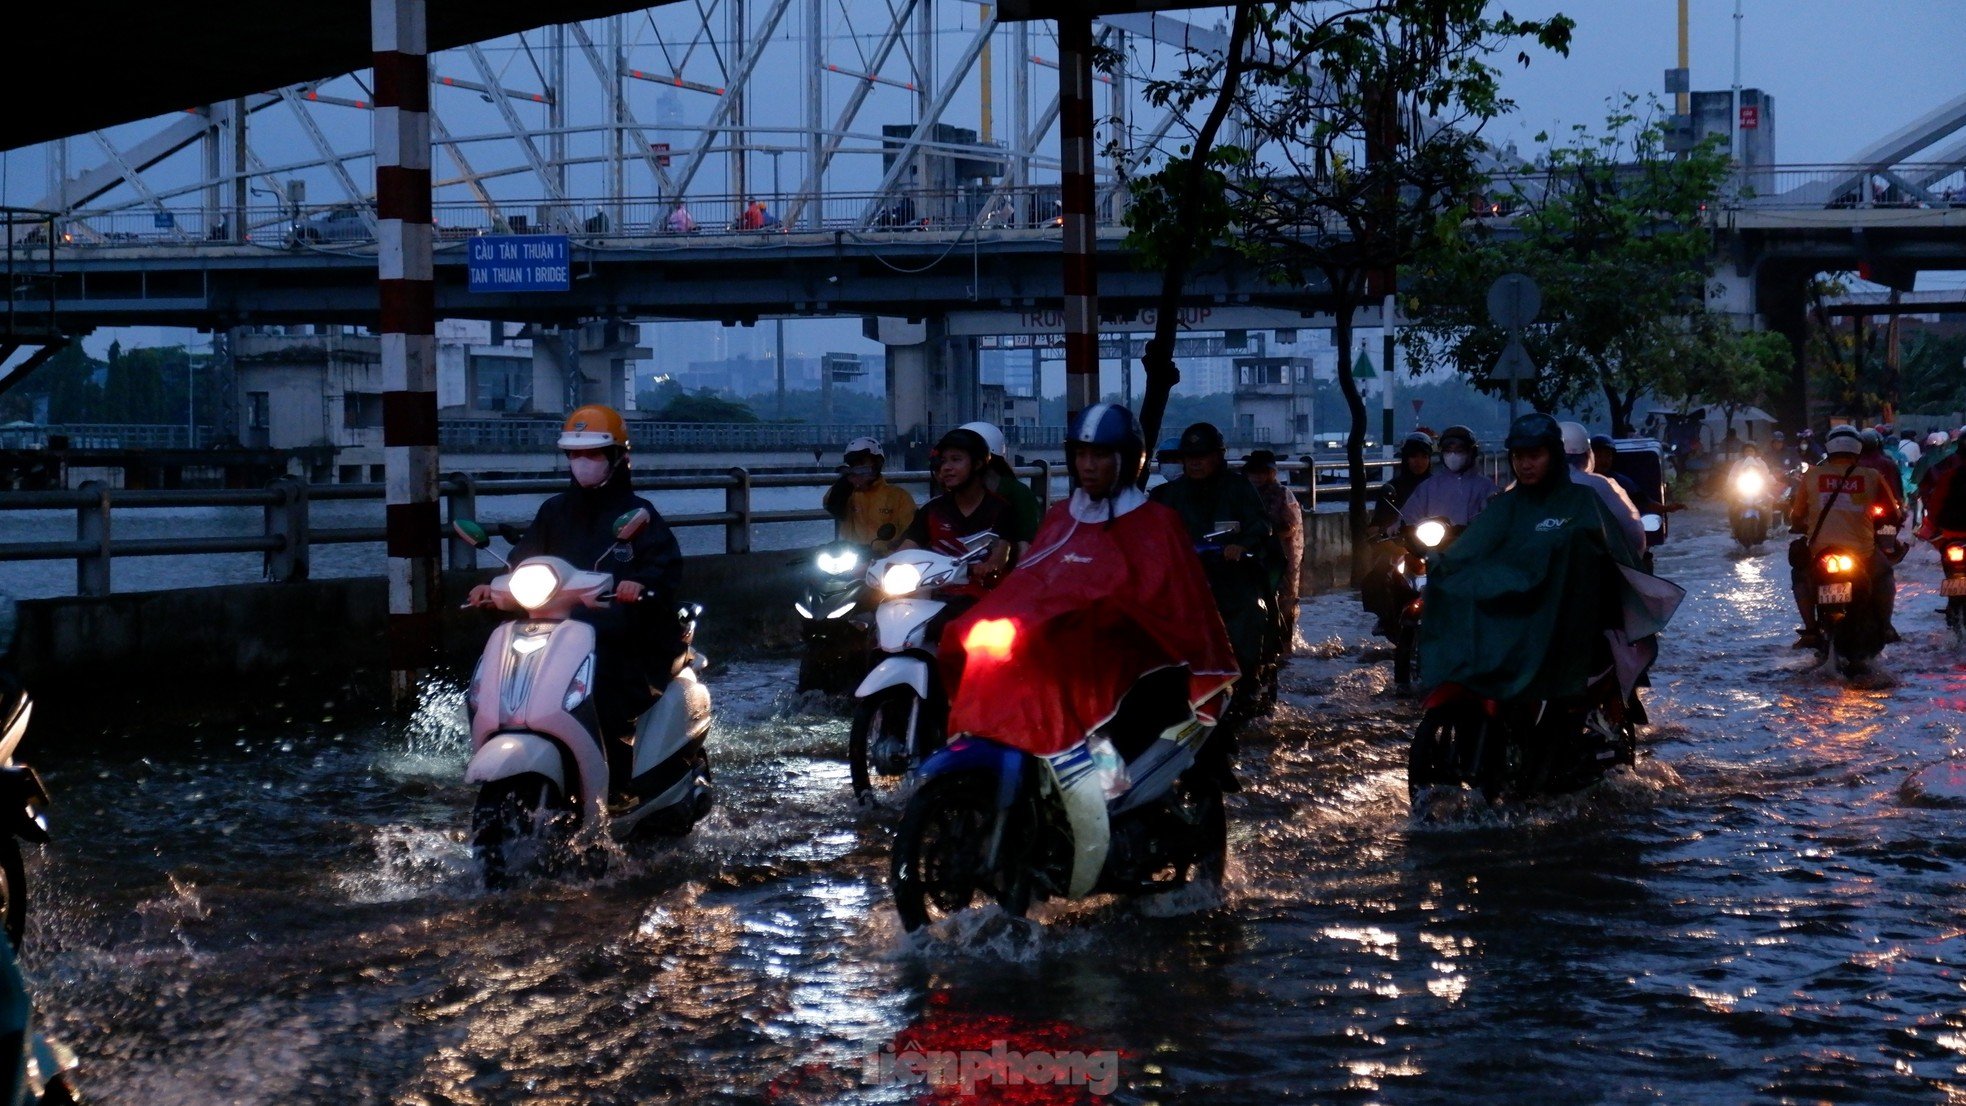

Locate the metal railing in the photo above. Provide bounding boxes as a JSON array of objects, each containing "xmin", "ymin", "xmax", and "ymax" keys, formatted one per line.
[
  {"xmin": 41, "ymin": 185, "xmax": 1131, "ymax": 251},
  {"xmin": 0, "ymin": 455, "xmax": 1422, "ymax": 596},
  {"xmin": 0, "ymin": 424, "xmax": 218, "ymax": 450},
  {"xmin": 439, "ymin": 419, "xmax": 889, "ymax": 454}
]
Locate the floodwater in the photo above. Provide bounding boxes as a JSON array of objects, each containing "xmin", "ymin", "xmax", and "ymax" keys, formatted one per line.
[{"xmin": 17, "ymin": 503, "xmax": 1966, "ymax": 1103}]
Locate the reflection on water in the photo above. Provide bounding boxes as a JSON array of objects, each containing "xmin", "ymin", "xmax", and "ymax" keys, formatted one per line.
[{"xmin": 14, "ymin": 504, "xmax": 1966, "ymax": 1102}]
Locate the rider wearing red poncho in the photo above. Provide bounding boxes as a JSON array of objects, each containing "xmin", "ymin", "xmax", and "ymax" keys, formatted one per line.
[{"xmin": 939, "ymin": 404, "xmax": 1239, "ymax": 760}]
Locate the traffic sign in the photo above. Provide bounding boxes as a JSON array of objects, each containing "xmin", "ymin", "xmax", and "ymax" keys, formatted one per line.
[
  {"xmin": 467, "ymin": 235, "xmax": 571, "ymax": 293},
  {"xmin": 1486, "ymin": 273, "xmax": 1541, "ymax": 329},
  {"xmin": 1493, "ymin": 337, "xmax": 1537, "ymax": 382},
  {"xmin": 1739, "ymin": 105, "xmax": 1759, "ymax": 130}
]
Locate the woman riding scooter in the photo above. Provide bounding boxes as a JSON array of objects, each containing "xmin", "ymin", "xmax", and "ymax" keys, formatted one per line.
[{"xmin": 467, "ymin": 405, "xmax": 684, "ymax": 785}]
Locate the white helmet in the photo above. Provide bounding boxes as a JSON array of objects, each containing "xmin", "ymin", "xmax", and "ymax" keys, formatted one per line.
[
  {"xmin": 1928, "ymin": 431, "xmax": 1948, "ymax": 448},
  {"xmin": 1558, "ymin": 421, "xmax": 1593, "ymax": 471},
  {"xmin": 958, "ymin": 421, "xmax": 1007, "ymax": 460},
  {"xmin": 843, "ymin": 436, "xmax": 884, "ymax": 461},
  {"xmin": 1824, "ymin": 425, "xmax": 1862, "ymax": 456}
]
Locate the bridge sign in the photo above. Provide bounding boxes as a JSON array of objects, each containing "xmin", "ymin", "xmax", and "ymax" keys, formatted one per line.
[{"xmin": 468, "ymin": 235, "xmax": 571, "ymax": 293}]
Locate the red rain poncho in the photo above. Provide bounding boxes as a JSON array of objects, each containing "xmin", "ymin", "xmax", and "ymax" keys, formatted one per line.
[{"xmin": 940, "ymin": 490, "xmax": 1240, "ymax": 756}]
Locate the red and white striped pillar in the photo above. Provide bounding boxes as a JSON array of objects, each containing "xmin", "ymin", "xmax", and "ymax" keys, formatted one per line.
[
  {"xmin": 373, "ymin": 0, "xmax": 441, "ymax": 709},
  {"xmin": 1059, "ymin": 14, "xmax": 1100, "ymax": 416}
]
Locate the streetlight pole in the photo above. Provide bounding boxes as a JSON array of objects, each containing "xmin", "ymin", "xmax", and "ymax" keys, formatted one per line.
[{"xmin": 769, "ymin": 149, "xmax": 786, "ymax": 419}]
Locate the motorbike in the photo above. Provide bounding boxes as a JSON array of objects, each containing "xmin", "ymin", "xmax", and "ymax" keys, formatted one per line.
[
  {"xmin": 1408, "ymin": 669, "xmax": 1636, "ymax": 809},
  {"xmin": 1809, "ymin": 543, "xmax": 1885, "ymax": 674},
  {"xmin": 793, "ymin": 540, "xmax": 871, "ymax": 695},
  {"xmin": 453, "ymin": 512, "xmax": 714, "ymax": 887},
  {"xmin": 890, "ymin": 667, "xmax": 1230, "ymax": 932},
  {"xmin": 847, "ymin": 532, "xmax": 999, "ymax": 802},
  {"xmin": 1193, "ymin": 527, "xmax": 1284, "ymax": 719},
  {"xmin": 1728, "ymin": 466, "xmax": 1775, "ymax": 549},
  {"xmin": 0, "ymin": 597, "xmax": 82, "ymax": 1105},
  {"xmin": 1939, "ymin": 534, "xmax": 1966, "ymax": 643},
  {"xmin": 1382, "ymin": 517, "xmax": 1458, "ymax": 695}
]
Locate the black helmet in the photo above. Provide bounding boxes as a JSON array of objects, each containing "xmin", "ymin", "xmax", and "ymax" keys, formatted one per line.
[
  {"xmin": 932, "ymin": 428, "xmax": 991, "ymax": 468},
  {"xmin": 1398, "ymin": 431, "xmax": 1436, "ymax": 459},
  {"xmin": 1176, "ymin": 422, "xmax": 1225, "ymax": 455},
  {"xmin": 1504, "ymin": 412, "xmax": 1564, "ymax": 452},
  {"xmin": 1438, "ymin": 425, "xmax": 1477, "ymax": 451}
]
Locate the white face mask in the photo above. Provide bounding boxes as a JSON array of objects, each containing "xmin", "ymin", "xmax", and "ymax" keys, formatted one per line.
[
  {"xmin": 1443, "ymin": 451, "xmax": 1471, "ymax": 473},
  {"xmin": 569, "ymin": 455, "xmax": 612, "ymax": 488}
]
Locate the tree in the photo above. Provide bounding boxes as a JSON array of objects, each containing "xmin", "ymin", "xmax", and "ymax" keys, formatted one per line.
[
  {"xmin": 1127, "ymin": 1, "xmax": 1572, "ymax": 547},
  {"xmin": 1665, "ymin": 317, "xmax": 1793, "ymax": 432},
  {"xmin": 641, "ymin": 379, "xmax": 760, "ymax": 423},
  {"xmin": 1403, "ymin": 98, "xmax": 1735, "ymax": 435}
]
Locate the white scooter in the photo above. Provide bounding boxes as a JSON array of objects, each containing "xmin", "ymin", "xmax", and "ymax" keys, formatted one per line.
[
  {"xmin": 453, "ymin": 511, "xmax": 713, "ymax": 887},
  {"xmin": 846, "ymin": 531, "xmax": 999, "ymax": 802}
]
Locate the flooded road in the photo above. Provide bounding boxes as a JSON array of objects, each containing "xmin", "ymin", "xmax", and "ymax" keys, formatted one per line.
[{"xmin": 19, "ymin": 503, "xmax": 1966, "ymax": 1103}]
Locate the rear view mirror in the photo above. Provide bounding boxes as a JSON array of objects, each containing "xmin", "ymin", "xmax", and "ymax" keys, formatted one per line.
[
  {"xmin": 613, "ymin": 508, "xmax": 650, "ymax": 542},
  {"xmin": 877, "ymin": 523, "xmax": 897, "ymax": 541},
  {"xmin": 452, "ymin": 519, "xmax": 491, "ymax": 549},
  {"xmin": 960, "ymin": 529, "xmax": 999, "ymax": 551}
]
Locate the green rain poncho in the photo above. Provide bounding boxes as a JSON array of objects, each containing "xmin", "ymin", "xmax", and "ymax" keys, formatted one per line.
[{"xmin": 1417, "ymin": 464, "xmax": 1677, "ymax": 702}]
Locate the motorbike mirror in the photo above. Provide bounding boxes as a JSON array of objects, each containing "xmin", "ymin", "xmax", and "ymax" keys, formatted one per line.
[
  {"xmin": 960, "ymin": 529, "xmax": 999, "ymax": 551},
  {"xmin": 612, "ymin": 508, "xmax": 650, "ymax": 542},
  {"xmin": 1203, "ymin": 527, "xmax": 1239, "ymax": 542},
  {"xmin": 1642, "ymin": 513, "xmax": 1663, "ymax": 533},
  {"xmin": 452, "ymin": 519, "xmax": 492, "ymax": 549},
  {"xmin": 877, "ymin": 523, "xmax": 897, "ymax": 541}
]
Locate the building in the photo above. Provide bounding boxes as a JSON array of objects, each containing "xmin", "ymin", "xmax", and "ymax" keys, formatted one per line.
[
  {"xmin": 1229, "ymin": 356, "xmax": 1319, "ymax": 451},
  {"xmin": 233, "ymin": 318, "xmax": 647, "ymax": 482}
]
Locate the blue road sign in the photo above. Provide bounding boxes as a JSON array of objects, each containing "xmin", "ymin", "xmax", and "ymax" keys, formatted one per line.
[{"xmin": 467, "ymin": 235, "xmax": 571, "ymax": 292}]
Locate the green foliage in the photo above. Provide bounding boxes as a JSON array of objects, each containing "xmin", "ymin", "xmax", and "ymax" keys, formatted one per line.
[
  {"xmin": 1402, "ymin": 96, "xmax": 1736, "ymax": 433},
  {"xmin": 639, "ymin": 379, "xmax": 760, "ymax": 423},
  {"xmin": 0, "ymin": 342, "xmax": 225, "ymax": 427}
]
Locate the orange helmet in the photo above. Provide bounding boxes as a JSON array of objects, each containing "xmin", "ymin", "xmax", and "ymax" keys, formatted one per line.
[{"xmin": 558, "ymin": 404, "xmax": 628, "ymax": 451}]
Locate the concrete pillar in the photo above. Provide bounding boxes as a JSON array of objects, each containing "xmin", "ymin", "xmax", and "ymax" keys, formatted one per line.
[
  {"xmin": 373, "ymin": 0, "xmax": 441, "ymax": 710},
  {"xmin": 1059, "ymin": 15, "xmax": 1100, "ymax": 416}
]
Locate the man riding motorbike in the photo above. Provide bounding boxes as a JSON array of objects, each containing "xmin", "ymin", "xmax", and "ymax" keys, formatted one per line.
[
  {"xmin": 1560, "ymin": 421, "xmax": 1645, "ymax": 560},
  {"xmin": 1243, "ymin": 449, "xmax": 1304, "ymax": 630},
  {"xmin": 1398, "ymin": 425, "xmax": 1498, "ymax": 529},
  {"xmin": 822, "ymin": 436, "xmax": 915, "ymax": 557},
  {"xmin": 1149, "ymin": 423, "xmax": 1274, "ymax": 702},
  {"xmin": 466, "ymin": 405, "xmax": 685, "ymax": 784},
  {"xmin": 1419, "ymin": 412, "xmax": 1669, "ymax": 714},
  {"xmin": 958, "ymin": 420, "xmax": 1041, "ymax": 561},
  {"xmin": 1362, "ymin": 432, "xmax": 1437, "ymax": 636},
  {"xmin": 940, "ymin": 404, "xmax": 1240, "ymax": 786},
  {"xmin": 1787, "ymin": 424, "xmax": 1903, "ymax": 652},
  {"xmin": 895, "ymin": 427, "xmax": 1013, "ymax": 626}
]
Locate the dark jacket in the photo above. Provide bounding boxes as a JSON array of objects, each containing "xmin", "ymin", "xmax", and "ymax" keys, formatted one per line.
[
  {"xmin": 1371, "ymin": 465, "xmax": 1432, "ymax": 529},
  {"xmin": 1149, "ymin": 471, "xmax": 1274, "ymax": 668}
]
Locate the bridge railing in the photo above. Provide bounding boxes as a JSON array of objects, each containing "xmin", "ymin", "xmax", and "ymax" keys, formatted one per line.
[
  {"xmin": 0, "ymin": 458, "xmax": 1400, "ymax": 596},
  {"xmin": 47, "ymin": 185, "xmax": 1134, "ymax": 251},
  {"xmin": 439, "ymin": 420, "xmax": 889, "ymax": 454}
]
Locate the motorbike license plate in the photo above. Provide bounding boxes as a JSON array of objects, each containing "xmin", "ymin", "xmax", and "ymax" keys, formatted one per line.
[
  {"xmin": 1740, "ymin": 509, "xmax": 1759, "ymax": 520},
  {"xmin": 1817, "ymin": 581, "xmax": 1853, "ymax": 605},
  {"xmin": 1942, "ymin": 577, "xmax": 1966, "ymax": 598}
]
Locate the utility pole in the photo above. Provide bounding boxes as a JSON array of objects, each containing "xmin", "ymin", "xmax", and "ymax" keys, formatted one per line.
[
  {"xmin": 1675, "ymin": 0, "xmax": 1690, "ymax": 120},
  {"xmin": 1059, "ymin": 14, "xmax": 1100, "ymax": 415},
  {"xmin": 1731, "ymin": 0, "xmax": 1744, "ymax": 164}
]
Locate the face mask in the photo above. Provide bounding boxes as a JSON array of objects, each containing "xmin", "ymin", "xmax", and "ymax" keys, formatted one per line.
[
  {"xmin": 1443, "ymin": 451, "xmax": 1470, "ymax": 473},
  {"xmin": 570, "ymin": 455, "xmax": 612, "ymax": 488}
]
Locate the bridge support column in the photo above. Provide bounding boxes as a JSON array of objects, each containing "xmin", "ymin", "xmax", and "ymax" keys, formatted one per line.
[
  {"xmin": 1059, "ymin": 14, "xmax": 1100, "ymax": 417},
  {"xmin": 373, "ymin": 0, "xmax": 441, "ymax": 712}
]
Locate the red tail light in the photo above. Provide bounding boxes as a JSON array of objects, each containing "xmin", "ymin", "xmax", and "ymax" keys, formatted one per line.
[{"xmin": 1948, "ymin": 546, "xmax": 1966, "ymax": 564}]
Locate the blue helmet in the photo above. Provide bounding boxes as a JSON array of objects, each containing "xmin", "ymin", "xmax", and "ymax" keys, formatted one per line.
[{"xmin": 1067, "ymin": 403, "xmax": 1147, "ymax": 486}]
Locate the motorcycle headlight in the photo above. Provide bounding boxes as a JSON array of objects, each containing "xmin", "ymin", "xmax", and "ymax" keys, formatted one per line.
[
  {"xmin": 816, "ymin": 549, "xmax": 861, "ymax": 576},
  {"xmin": 508, "ymin": 563, "xmax": 560, "ymax": 610},
  {"xmin": 826, "ymin": 601, "xmax": 857, "ymax": 619},
  {"xmin": 794, "ymin": 601, "xmax": 814, "ymax": 619},
  {"xmin": 882, "ymin": 562, "xmax": 923, "ymax": 595},
  {"xmin": 1734, "ymin": 470, "xmax": 1767, "ymax": 497},
  {"xmin": 563, "ymin": 654, "xmax": 595, "ymax": 712},
  {"xmin": 1414, "ymin": 520, "xmax": 1448, "ymax": 549}
]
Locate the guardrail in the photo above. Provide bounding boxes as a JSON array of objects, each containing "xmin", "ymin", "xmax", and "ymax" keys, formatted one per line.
[
  {"xmin": 439, "ymin": 420, "xmax": 889, "ymax": 454},
  {"xmin": 40, "ymin": 184, "xmax": 1131, "ymax": 251},
  {"xmin": 0, "ymin": 456, "xmax": 1412, "ymax": 597}
]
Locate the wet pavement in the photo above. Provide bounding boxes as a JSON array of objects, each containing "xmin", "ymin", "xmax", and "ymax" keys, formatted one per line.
[{"xmin": 18, "ymin": 502, "xmax": 1966, "ymax": 1104}]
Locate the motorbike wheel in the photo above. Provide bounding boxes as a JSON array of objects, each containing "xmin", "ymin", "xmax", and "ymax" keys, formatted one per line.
[
  {"xmin": 0, "ymin": 837, "xmax": 23, "ymax": 952},
  {"xmin": 1409, "ymin": 702, "xmax": 1484, "ymax": 801},
  {"xmin": 1393, "ymin": 625, "xmax": 1419, "ymax": 691},
  {"xmin": 471, "ymin": 773, "xmax": 566, "ymax": 890},
  {"xmin": 891, "ymin": 775, "xmax": 1014, "ymax": 932},
  {"xmin": 1185, "ymin": 779, "xmax": 1228, "ymax": 887},
  {"xmin": 848, "ymin": 687, "xmax": 922, "ymax": 801}
]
